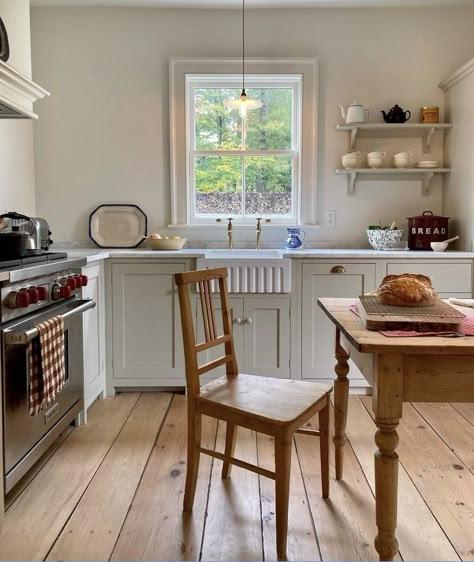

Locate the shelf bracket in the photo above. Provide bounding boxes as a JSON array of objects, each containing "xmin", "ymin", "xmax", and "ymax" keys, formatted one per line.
[
  {"xmin": 349, "ymin": 127, "xmax": 358, "ymax": 150},
  {"xmin": 347, "ymin": 172, "xmax": 357, "ymax": 195},
  {"xmin": 421, "ymin": 172, "xmax": 434, "ymax": 195},
  {"xmin": 422, "ymin": 127, "xmax": 436, "ymax": 153}
]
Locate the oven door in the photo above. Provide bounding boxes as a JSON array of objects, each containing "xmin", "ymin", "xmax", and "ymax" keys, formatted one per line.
[{"xmin": 2, "ymin": 298, "xmax": 95, "ymax": 492}]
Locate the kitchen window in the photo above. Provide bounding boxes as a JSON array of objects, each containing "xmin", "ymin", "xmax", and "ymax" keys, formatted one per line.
[
  {"xmin": 170, "ymin": 58, "xmax": 318, "ymax": 227},
  {"xmin": 187, "ymin": 75, "xmax": 300, "ymax": 225}
]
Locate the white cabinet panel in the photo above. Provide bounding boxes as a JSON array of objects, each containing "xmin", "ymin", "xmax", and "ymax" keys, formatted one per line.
[
  {"xmin": 198, "ymin": 296, "xmax": 290, "ymax": 380},
  {"xmin": 301, "ymin": 263, "xmax": 376, "ymax": 386},
  {"xmin": 112, "ymin": 263, "xmax": 186, "ymax": 383},
  {"xmin": 386, "ymin": 262, "xmax": 472, "ymax": 295},
  {"xmin": 83, "ymin": 263, "xmax": 105, "ymax": 410}
]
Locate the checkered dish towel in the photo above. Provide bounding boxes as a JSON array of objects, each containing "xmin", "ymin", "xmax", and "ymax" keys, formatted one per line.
[{"xmin": 28, "ymin": 316, "xmax": 66, "ymax": 416}]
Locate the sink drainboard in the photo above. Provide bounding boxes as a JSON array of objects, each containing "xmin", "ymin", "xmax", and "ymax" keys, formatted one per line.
[{"xmin": 196, "ymin": 258, "xmax": 291, "ymax": 293}]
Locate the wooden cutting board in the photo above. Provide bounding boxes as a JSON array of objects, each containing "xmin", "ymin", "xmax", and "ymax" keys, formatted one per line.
[{"xmin": 357, "ymin": 296, "xmax": 465, "ymax": 332}]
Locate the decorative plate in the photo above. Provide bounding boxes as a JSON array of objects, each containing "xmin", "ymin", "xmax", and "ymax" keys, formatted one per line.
[{"xmin": 89, "ymin": 204, "xmax": 147, "ymax": 248}]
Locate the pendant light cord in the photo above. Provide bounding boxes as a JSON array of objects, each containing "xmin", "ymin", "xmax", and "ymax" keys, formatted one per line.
[{"xmin": 242, "ymin": 0, "xmax": 245, "ymax": 93}]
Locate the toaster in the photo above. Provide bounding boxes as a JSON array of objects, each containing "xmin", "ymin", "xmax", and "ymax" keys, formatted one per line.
[{"xmin": 32, "ymin": 217, "xmax": 53, "ymax": 251}]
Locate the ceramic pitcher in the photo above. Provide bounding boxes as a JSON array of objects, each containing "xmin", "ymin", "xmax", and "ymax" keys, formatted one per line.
[{"xmin": 284, "ymin": 227, "xmax": 306, "ymax": 249}]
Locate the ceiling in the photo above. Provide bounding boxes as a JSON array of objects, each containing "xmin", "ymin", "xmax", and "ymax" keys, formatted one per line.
[{"xmin": 29, "ymin": 0, "xmax": 474, "ymax": 8}]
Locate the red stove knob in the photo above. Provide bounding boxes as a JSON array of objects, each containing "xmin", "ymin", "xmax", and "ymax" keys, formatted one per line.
[
  {"xmin": 74, "ymin": 274, "xmax": 83, "ymax": 288},
  {"xmin": 28, "ymin": 287, "xmax": 40, "ymax": 304},
  {"xmin": 80, "ymin": 274, "xmax": 88, "ymax": 287},
  {"xmin": 16, "ymin": 289, "xmax": 30, "ymax": 308},
  {"xmin": 67, "ymin": 276, "xmax": 77, "ymax": 290},
  {"xmin": 59, "ymin": 285, "xmax": 72, "ymax": 299},
  {"xmin": 38, "ymin": 286, "xmax": 48, "ymax": 300}
]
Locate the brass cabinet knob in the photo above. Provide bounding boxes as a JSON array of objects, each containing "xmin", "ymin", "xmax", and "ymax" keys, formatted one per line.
[{"xmin": 330, "ymin": 265, "xmax": 346, "ymax": 274}]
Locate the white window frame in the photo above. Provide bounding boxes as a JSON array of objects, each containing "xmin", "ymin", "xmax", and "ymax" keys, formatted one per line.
[
  {"xmin": 187, "ymin": 74, "xmax": 301, "ymax": 225},
  {"xmin": 169, "ymin": 57, "xmax": 318, "ymax": 227}
]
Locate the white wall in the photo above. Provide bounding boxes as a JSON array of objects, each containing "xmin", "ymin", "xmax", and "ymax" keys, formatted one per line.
[
  {"xmin": 0, "ymin": 0, "xmax": 36, "ymax": 216},
  {"xmin": 30, "ymin": 6, "xmax": 474, "ymax": 245},
  {"xmin": 442, "ymin": 60, "xmax": 474, "ymax": 251}
]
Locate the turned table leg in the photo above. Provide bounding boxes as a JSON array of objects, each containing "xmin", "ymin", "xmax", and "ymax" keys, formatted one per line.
[
  {"xmin": 334, "ymin": 328, "xmax": 350, "ymax": 481},
  {"xmin": 372, "ymin": 353, "xmax": 404, "ymax": 562},
  {"xmin": 374, "ymin": 419, "xmax": 400, "ymax": 561}
]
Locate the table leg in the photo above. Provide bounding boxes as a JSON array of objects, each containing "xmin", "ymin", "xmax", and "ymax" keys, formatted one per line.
[
  {"xmin": 374, "ymin": 418, "xmax": 400, "ymax": 561},
  {"xmin": 334, "ymin": 328, "xmax": 350, "ymax": 480}
]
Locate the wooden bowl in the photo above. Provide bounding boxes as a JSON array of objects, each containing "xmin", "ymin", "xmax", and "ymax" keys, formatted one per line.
[{"xmin": 147, "ymin": 237, "xmax": 187, "ymax": 250}]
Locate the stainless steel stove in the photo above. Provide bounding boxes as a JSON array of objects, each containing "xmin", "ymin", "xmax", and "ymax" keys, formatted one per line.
[{"xmin": 0, "ymin": 253, "xmax": 96, "ymax": 493}]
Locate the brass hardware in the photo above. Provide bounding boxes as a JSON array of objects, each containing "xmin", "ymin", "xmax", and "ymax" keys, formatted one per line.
[
  {"xmin": 330, "ymin": 265, "xmax": 346, "ymax": 274},
  {"xmin": 256, "ymin": 217, "xmax": 262, "ymax": 249},
  {"xmin": 227, "ymin": 217, "xmax": 233, "ymax": 249}
]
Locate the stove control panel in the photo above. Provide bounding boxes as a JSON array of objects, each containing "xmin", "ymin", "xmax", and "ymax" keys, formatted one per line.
[{"xmin": 2, "ymin": 271, "xmax": 89, "ymax": 319}]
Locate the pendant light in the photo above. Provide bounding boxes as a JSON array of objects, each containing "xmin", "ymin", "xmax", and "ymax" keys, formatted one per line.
[{"xmin": 224, "ymin": 0, "xmax": 262, "ymax": 119}]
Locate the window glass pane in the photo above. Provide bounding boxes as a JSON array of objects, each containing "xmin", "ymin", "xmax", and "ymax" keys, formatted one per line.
[
  {"xmin": 245, "ymin": 88, "xmax": 293, "ymax": 150},
  {"xmin": 194, "ymin": 88, "xmax": 242, "ymax": 150},
  {"xmin": 194, "ymin": 155, "xmax": 242, "ymax": 216},
  {"xmin": 244, "ymin": 156, "xmax": 293, "ymax": 216}
]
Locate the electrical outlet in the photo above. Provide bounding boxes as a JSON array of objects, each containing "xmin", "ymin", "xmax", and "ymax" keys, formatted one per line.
[{"xmin": 325, "ymin": 210, "xmax": 336, "ymax": 227}]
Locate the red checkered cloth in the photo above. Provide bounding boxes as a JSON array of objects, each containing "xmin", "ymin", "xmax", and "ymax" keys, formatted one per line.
[
  {"xmin": 350, "ymin": 303, "xmax": 474, "ymax": 337},
  {"xmin": 28, "ymin": 316, "xmax": 66, "ymax": 416}
]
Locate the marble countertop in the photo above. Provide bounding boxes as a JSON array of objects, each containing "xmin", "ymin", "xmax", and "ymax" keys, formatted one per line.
[{"xmin": 60, "ymin": 247, "xmax": 474, "ymax": 263}]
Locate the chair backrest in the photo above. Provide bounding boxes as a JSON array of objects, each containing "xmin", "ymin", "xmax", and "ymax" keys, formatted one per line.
[{"xmin": 174, "ymin": 267, "xmax": 239, "ymax": 395}]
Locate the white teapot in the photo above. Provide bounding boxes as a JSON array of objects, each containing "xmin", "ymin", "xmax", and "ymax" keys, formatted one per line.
[{"xmin": 339, "ymin": 102, "xmax": 369, "ymax": 124}]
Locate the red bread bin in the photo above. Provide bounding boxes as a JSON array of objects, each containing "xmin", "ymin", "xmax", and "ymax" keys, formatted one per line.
[{"xmin": 407, "ymin": 210, "xmax": 449, "ymax": 251}]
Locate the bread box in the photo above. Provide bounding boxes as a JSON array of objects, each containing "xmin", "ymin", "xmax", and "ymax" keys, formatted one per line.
[{"xmin": 407, "ymin": 210, "xmax": 449, "ymax": 251}]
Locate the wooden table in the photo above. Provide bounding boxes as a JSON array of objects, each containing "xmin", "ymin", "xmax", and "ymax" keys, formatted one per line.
[{"xmin": 318, "ymin": 298, "xmax": 474, "ymax": 562}]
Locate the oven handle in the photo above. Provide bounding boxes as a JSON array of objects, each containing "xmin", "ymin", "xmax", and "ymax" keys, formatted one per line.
[{"xmin": 4, "ymin": 299, "xmax": 96, "ymax": 345}]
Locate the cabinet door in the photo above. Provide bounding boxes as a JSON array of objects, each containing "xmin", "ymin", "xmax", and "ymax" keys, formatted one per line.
[
  {"xmin": 301, "ymin": 263, "xmax": 376, "ymax": 385},
  {"xmin": 196, "ymin": 297, "xmax": 244, "ymax": 382},
  {"xmin": 243, "ymin": 297, "xmax": 291, "ymax": 379},
  {"xmin": 83, "ymin": 263, "xmax": 105, "ymax": 409},
  {"xmin": 112, "ymin": 263, "xmax": 186, "ymax": 384}
]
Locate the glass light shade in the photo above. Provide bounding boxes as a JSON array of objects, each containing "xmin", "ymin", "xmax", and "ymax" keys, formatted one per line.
[{"xmin": 225, "ymin": 90, "xmax": 263, "ymax": 119}]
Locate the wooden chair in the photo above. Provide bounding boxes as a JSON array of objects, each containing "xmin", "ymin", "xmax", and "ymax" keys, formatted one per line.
[{"xmin": 175, "ymin": 267, "xmax": 331, "ymax": 560}]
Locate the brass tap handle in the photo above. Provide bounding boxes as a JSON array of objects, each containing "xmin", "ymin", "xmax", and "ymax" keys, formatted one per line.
[
  {"xmin": 227, "ymin": 217, "xmax": 233, "ymax": 249},
  {"xmin": 256, "ymin": 217, "xmax": 262, "ymax": 249}
]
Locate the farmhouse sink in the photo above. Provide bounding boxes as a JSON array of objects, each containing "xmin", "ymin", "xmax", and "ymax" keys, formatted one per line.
[{"xmin": 197, "ymin": 249, "xmax": 291, "ymax": 293}]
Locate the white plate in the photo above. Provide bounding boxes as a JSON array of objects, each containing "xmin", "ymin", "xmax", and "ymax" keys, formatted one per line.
[
  {"xmin": 415, "ymin": 164, "xmax": 439, "ymax": 168},
  {"xmin": 89, "ymin": 204, "xmax": 147, "ymax": 248}
]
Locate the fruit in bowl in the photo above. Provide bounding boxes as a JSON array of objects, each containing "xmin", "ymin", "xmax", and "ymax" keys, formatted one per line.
[
  {"xmin": 366, "ymin": 227, "xmax": 405, "ymax": 250},
  {"xmin": 147, "ymin": 234, "xmax": 187, "ymax": 250}
]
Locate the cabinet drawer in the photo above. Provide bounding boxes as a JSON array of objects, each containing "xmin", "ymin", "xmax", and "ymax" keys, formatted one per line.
[{"xmin": 386, "ymin": 262, "xmax": 472, "ymax": 294}]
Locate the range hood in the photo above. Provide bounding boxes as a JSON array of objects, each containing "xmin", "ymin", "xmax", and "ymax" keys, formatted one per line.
[{"xmin": 0, "ymin": 59, "xmax": 49, "ymax": 119}]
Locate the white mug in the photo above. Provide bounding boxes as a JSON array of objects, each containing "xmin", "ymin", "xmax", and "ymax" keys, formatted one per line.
[
  {"xmin": 367, "ymin": 157, "xmax": 384, "ymax": 169},
  {"xmin": 368, "ymin": 151, "xmax": 386, "ymax": 160},
  {"xmin": 393, "ymin": 151, "xmax": 413, "ymax": 168},
  {"xmin": 341, "ymin": 151, "xmax": 362, "ymax": 169},
  {"xmin": 394, "ymin": 151, "xmax": 413, "ymax": 160}
]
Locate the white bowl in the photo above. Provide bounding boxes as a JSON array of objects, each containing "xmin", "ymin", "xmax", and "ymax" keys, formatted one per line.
[
  {"xmin": 366, "ymin": 229, "xmax": 404, "ymax": 250},
  {"xmin": 148, "ymin": 237, "xmax": 187, "ymax": 250},
  {"xmin": 430, "ymin": 241, "xmax": 448, "ymax": 252}
]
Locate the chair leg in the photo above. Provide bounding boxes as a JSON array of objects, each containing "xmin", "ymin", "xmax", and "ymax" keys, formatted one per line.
[
  {"xmin": 318, "ymin": 397, "xmax": 330, "ymax": 499},
  {"xmin": 183, "ymin": 411, "xmax": 202, "ymax": 512},
  {"xmin": 275, "ymin": 432, "xmax": 292, "ymax": 561},
  {"xmin": 222, "ymin": 422, "xmax": 237, "ymax": 479}
]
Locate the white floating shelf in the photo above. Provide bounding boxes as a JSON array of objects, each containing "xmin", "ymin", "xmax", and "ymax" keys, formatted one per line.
[
  {"xmin": 335, "ymin": 168, "xmax": 450, "ymax": 196},
  {"xmin": 336, "ymin": 123, "xmax": 452, "ymax": 153}
]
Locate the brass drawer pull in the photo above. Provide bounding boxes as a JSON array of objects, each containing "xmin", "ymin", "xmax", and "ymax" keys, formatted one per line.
[{"xmin": 330, "ymin": 265, "xmax": 346, "ymax": 274}]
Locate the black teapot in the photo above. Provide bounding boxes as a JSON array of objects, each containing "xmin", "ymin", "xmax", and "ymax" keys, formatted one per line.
[{"xmin": 381, "ymin": 105, "xmax": 411, "ymax": 123}]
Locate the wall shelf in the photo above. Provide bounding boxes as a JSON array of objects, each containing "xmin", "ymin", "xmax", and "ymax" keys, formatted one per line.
[
  {"xmin": 336, "ymin": 123, "xmax": 452, "ymax": 153},
  {"xmin": 335, "ymin": 168, "xmax": 450, "ymax": 196}
]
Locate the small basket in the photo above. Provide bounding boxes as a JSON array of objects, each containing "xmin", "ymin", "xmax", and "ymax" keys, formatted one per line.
[
  {"xmin": 147, "ymin": 237, "xmax": 187, "ymax": 250},
  {"xmin": 366, "ymin": 229, "xmax": 404, "ymax": 251}
]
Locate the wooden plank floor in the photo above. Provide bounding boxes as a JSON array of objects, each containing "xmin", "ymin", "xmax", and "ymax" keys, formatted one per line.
[{"xmin": 1, "ymin": 392, "xmax": 473, "ymax": 561}]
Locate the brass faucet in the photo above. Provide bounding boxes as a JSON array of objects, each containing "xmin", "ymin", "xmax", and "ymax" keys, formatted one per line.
[
  {"xmin": 227, "ymin": 217, "xmax": 233, "ymax": 249},
  {"xmin": 256, "ymin": 217, "xmax": 262, "ymax": 249}
]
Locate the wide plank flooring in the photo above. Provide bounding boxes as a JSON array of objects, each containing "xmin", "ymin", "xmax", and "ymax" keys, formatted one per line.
[{"xmin": 1, "ymin": 392, "xmax": 473, "ymax": 561}]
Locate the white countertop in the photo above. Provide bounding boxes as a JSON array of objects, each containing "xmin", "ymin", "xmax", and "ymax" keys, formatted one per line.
[{"xmin": 61, "ymin": 247, "xmax": 474, "ymax": 263}]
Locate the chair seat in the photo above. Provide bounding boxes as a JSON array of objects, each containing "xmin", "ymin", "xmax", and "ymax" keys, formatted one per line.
[{"xmin": 198, "ymin": 374, "xmax": 331, "ymax": 427}]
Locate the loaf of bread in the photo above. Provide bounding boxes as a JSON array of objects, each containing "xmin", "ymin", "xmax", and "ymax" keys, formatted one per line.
[{"xmin": 376, "ymin": 273, "xmax": 437, "ymax": 307}]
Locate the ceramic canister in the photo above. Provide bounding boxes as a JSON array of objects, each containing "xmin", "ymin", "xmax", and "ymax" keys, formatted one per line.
[{"xmin": 407, "ymin": 210, "xmax": 449, "ymax": 250}]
